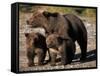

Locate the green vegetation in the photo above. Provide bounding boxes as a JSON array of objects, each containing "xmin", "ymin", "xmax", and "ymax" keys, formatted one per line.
[{"xmin": 19, "ymin": 4, "xmax": 96, "ymax": 17}]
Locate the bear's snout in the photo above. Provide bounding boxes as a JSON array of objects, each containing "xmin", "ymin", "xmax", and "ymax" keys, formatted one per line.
[{"xmin": 46, "ymin": 40, "xmax": 53, "ymax": 48}]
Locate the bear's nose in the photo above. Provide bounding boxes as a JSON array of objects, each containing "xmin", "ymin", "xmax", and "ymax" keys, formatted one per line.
[{"xmin": 46, "ymin": 40, "xmax": 53, "ymax": 48}]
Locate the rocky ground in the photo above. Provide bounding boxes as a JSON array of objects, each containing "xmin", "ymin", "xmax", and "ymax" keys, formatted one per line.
[{"xmin": 19, "ymin": 12, "xmax": 97, "ymax": 72}]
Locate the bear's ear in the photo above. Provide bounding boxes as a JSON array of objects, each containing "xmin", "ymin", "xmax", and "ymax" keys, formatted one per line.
[
  {"xmin": 52, "ymin": 12, "xmax": 58, "ymax": 17},
  {"xmin": 59, "ymin": 35, "xmax": 70, "ymax": 41},
  {"xmin": 55, "ymin": 33, "xmax": 69, "ymax": 40},
  {"xmin": 43, "ymin": 11, "xmax": 50, "ymax": 17},
  {"xmin": 25, "ymin": 33, "xmax": 29, "ymax": 38}
]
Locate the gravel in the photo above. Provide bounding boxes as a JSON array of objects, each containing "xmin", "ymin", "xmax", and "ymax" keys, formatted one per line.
[{"xmin": 19, "ymin": 13, "xmax": 97, "ymax": 72}]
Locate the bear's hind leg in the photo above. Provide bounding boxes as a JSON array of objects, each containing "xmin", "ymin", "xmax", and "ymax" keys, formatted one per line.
[{"xmin": 77, "ymin": 36, "xmax": 87, "ymax": 61}]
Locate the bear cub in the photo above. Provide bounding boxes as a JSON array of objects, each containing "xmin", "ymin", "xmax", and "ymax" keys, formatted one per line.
[
  {"xmin": 25, "ymin": 32, "xmax": 48, "ymax": 66},
  {"xmin": 46, "ymin": 33, "xmax": 75, "ymax": 66}
]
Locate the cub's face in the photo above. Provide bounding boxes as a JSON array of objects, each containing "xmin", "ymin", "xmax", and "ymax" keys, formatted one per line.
[
  {"xmin": 46, "ymin": 34, "xmax": 62, "ymax": 48},
  {"xmin": 25, "ymin": 32, "xmax": 38, "ymax": 48}
]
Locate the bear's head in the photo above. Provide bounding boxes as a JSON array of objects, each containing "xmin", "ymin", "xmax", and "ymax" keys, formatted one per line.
[
  {"xmin": 46, "ymin": 33, "xmax": 63, "ymax": 48},
  {"xmin": 26, "ymin": 11, "xmax": 49, "ymax": 28},
  {"xmin": 25, "ymin": 32, "xmax": 38, "ymax": 48},
  {"xmin": 26, "ymin": 11, "xmax": 59, "ymax": 33},
  {"xmin": 25, "ymin": 32, "xmax": 46, "ymax": 49}
]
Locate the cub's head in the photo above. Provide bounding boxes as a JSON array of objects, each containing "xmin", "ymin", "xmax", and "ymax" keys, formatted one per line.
[
  {"xmin": 25, "ymin": 32, "xmax": 39, "ymax": 48},
  {"xmin": 46, "ymin": 34, "xmax": 62, "ymax": 48},
  {"xmin": 25, "ymin": 32, "xmax": 46, "ymax": 49}
]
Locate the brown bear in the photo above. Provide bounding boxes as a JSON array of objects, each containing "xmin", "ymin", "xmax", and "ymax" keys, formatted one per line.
[
  {"xmin": 25, "ymin": 32, "xmax": 50, "ymax": 66},
  {"xmin": 26, "ymin": 11, "xmax": 87, "ymax": 65},
  {"xmin": 46, "ymin": 33, "xmax": 75, "ymax": 66}
]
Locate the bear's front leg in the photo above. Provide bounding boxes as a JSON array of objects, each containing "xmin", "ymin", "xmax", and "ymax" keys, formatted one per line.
[
  {"xmin": 49, "ymin": 48, "xmax": 57, "ymax": 66},
  {"xmin": 60, "ymin": 41, "xmax": 68, "ymax": 65},
  {"xmin": 36, "ymin": 48, "xmax": 45, "ymax": 65},
  {"xmin": 60, "ymin": 40, "xmax": 75, "ymax": 65},
  {"xmin": 27, "ymin": 48, "xmax": 35, "ymax": 67}
]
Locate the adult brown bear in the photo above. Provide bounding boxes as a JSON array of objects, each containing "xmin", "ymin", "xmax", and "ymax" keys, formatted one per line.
[
  {"xmin": 27, "ymin": 11, "xmax": 87, "ymax": 65},
  {"xmin": 25, "ymin": 32, "xmax": 50, "ymax": 66}
]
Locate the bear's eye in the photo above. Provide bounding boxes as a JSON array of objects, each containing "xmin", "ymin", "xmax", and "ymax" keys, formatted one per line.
[
  {"xmin": 28, "ymin": 38, "xmax": 32, "ymax": 42},
  {"xmin": 32, "ymin": 25, "xmax": 39, "ymax": 28},
  {"xmin": 26, "ymin": 38, "xmax": 33, "ymax": 44}
]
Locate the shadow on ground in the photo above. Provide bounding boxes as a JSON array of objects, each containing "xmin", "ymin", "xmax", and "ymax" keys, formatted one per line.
[
  {"xmin": 73, "ymin": 49, "xmax": 97, "ymax": 63},
  {"xmin": 54, "ymin": 49, "xmax": 97, "ymax": 64}
]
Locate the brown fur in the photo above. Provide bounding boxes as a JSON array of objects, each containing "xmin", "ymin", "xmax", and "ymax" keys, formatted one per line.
[
  {"xmin": 27, "ymin": 11, "xmax": 87, "ymax": 65},
  {"xmin": 46, "ymin": 34, "xmax": 75, "ymax": 65},
  {"xmin": 25, "ymin": 32, "xmax": 48, "ymax": 66}
]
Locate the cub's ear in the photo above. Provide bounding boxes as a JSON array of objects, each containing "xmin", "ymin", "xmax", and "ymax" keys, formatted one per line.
[
  {"xmin": 43, "ymin": 11, "xmax": 51, "ymax": 17},
  {"xmin": 25, "ymin": 33, "xmax": 29, "ymax": 38}
]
